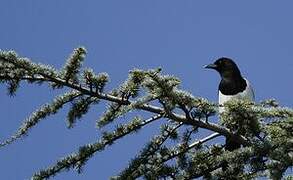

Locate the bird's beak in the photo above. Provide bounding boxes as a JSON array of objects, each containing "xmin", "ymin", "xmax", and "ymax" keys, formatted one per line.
[{"xmin": 204, "ymin": 63, "xmax": 217, "ymax": 69}]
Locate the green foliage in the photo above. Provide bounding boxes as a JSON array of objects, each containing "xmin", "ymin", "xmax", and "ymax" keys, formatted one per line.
[
  {"xmin": 265, "ymin": 118, "xmax": 293, "ymax": 179},
  {"xmin": 83, "ymin": 68, "xmax": 109, "ymax": 92},
  {"xmin": 97, "ymin": 103, "xmax": 132, "ymax": 128},
  {"xmin": 0, "ymin": 90, "xmax": 81, "ymax": 147},
  {"xmin": 61, "ymin": 47, "xmax": 86, "ymax": 84},
  {"xmin": 67, "ymin": 96, "xmax": 99, "ymax": 128},
  {"xmin": 32, "ymin": 116, "xmax": 156, "ymax": 179},
  {"xmin": 221, "ymin": 100, "xmax": 261, "ymax": 138},
  {"xmin": 0, "ymin": 50, "xmax": 58, "ymax": 93},
  {"xmin": 0, "ymin": 48, "xmax": 292, "ymax": 179},
  {"xmin": 285, "ymin": 175, "xmax": 293, "ymax": 180},
  {"xmin": 97, "ymin": 69, "xmax": 147, "ymax": 128},
  {"xmin": 115, "ymin": 123, "xmax": 181, "ymax": 179}
]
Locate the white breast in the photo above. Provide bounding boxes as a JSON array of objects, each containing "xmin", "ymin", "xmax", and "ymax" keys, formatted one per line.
[{"xmin": 219, "ymin": 78, "xmax": 254, "ymax": 113}]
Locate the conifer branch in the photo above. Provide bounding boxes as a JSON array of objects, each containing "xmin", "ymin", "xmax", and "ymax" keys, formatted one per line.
[
  {"xmin": 1, "ymin": 49, "xmax": 292, "ymax": 179},
  {"xmin": 0, "ymin": 91, "xmax": 82, "ymax": 147},
  {"xmin": 67, "ymin": 96, "xmax": 99, "ymax": 128},
  {"xmin": 61, "ymin": 47, "xmax": 86, "ymax": 84},
  {"xmin": 32, "ymin": 114, "xmax": 163, "ymax": 180},
  {"xmin": 128, "ymin": 132, "xmax": 221, "ymax": 179},
  {"xmin": 0, "ymin": 50, "xmax": 250, "ymax": 145},
  {"xmin": 115, "ymin": 122, "xmax": 183, "ymax": 179}
]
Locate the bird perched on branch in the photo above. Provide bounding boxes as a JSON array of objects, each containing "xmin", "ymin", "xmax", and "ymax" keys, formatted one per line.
[{"xmin": 205, "ymin": 57, "xmax": 255, "ymax": 151}]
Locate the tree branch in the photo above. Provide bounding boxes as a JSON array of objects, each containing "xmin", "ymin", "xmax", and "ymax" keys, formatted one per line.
[
  {"xmin": 164, "ymin": 133, "xmax": 221, "ymax": 164},
  {"xmin": 132, "ymin": 133, "xmax": 221, "ymax": 179},
  {"xmin": 0, "ymin": 91, "xmax": 82, "ymax": 147},
  {"xmin": 116, "ymin": 122, "xmax": 183, "ymax": 179},
  {"xmin": 32, "ymin": 114, "xmax": 163, "ymax": 179},
  {"xmin": 0, "ymin": 54, "xmax": 250, "ymax": 146}
]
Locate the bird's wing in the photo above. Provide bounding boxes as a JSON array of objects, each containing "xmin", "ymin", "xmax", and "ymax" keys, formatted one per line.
[
  {"xmin": 244, "ymin": 78, "xmax": 255, "ymax": 101},
  {"xmin": 218, "ymin": 78, "xmax": 254, "ymax": 114}
]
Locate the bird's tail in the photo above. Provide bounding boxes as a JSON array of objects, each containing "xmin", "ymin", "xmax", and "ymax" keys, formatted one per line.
[
  {"xmin": 222, "ymin": 137, "xmax": 241, "ymax": 171},
  {"xmin": 225, "ymin": 136, "xmax": 241, "ymax": 151}
]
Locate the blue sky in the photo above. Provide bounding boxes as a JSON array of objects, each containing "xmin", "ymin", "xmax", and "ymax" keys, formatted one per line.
[{"xmin": 0, "ymin": 1, "xmax": 293, "ymax": 179}]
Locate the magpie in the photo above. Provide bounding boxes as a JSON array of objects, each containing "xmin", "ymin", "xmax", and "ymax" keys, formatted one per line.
[{"xmin": 205, "ymin": 57, "xmax": 255, "ymax": 151}]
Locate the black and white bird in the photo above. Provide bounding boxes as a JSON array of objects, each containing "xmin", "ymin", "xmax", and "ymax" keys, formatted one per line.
[{"xmin": 205, "ymin": 57, "xmax": 255, "ymax": 151}]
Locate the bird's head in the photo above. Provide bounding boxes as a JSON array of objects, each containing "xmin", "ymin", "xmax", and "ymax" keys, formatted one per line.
[{"xmin": 205, "ymin": 57, "xmax": 242, "ymax": 79}]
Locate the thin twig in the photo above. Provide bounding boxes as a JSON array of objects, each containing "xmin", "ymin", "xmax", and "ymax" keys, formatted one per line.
[
  {"xmin": 133, "ymin": 133, "xmax": 221, "ymax": 179},
  {"xmin": 121, "ymin": 122, "xmax": 183, "ymax": 179}
]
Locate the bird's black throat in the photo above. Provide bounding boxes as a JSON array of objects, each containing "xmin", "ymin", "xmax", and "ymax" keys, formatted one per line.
[{"xmin": 219, "ymin": 77, "xmax": 247, "ymax": 95}]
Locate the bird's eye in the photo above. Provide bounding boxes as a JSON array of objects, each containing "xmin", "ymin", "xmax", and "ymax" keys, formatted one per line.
[{"xmin": 220, "ymin": 60, "xmax": 227, "ymax": 65}]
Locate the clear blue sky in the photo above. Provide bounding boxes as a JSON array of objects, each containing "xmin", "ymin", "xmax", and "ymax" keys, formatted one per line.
[{"xmin": 1, "ymin": 1, "xmax": 293, "ymax": 179}]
